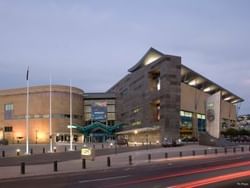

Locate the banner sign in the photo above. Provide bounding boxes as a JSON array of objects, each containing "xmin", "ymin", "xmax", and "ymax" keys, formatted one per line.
[
  {"xmin": 206, "ymin": 91, "xmax": 221, "ymax": 138},
  {"xmin": 91, "ymin": 101, "xmax": 107, "ymax": 121}
]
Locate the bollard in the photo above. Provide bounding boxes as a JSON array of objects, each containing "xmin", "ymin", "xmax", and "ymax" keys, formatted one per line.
[
  {"xmin": 179, "ymin": 151, "xmax": 182, "ymax": 157},
  {"xmin": 148, "ymin": 154, "xmax": 151, "ymax": 162},
  {"xmin": 30, "ymin": 148, "xmax": 33, "ymax": 155},
  {"xmin": 224, "ymin": 148, "xmax": 227, "ymax": 154},
  {"xmin": 2, "ymin": 151, "xmax": 5, "ymax": 158},
  {"xmin": 107, "ymin": 156, "xmax": 111, "ymax": 167},
  {"xmin": 65, "ymin": 146, "xmax": 67, "ymax": 152},
  {"xmin": 214, "ymin": 149, "xmax": 218, "ymax": 154},
  {"xmin": 54, "ymin": 161, "xmax": 58, "ymax": 172},
  {"xmin": 16, "ymin": 149, "xmax": 20, "ymax": 156},
  {"xmin": 82, "ymin": 158, "xmax": 86, "ymax": 169},
  {"xmin": 93, "ymin": 144, "xmax": 95, "ymax": 149},
  {"xmin": 21, "ymin": 162, "xmax": 25, "ymax": 174},
  {"xmin": 192, "ymin": 150, "xmax": 195, "ymax": 156},
  {"xmin": 241, "ymin": 147, "xmax": 244, "ymax": 152},
  {"xmin": 115, "ymin": 145, "xmax": 117, "ymax": 154},
  {"xmin": 165, "ymin": 152, "xmax": 168, "ymax": 158},
  {"xmin": 43, "ymin": 147, "xmax": 45, "ymax": 154},
  {"xmin": 102, "ymin": 144, "xmax": 104, "ymax": 149},
  {"xmin": 129, "ymin": 155, "xmax": 132, "ymax": 165},
  {"xmin": 75, "ymin": 145, "xmax": 77, "ymax": 151},
  {"xmin": 233, "ymin": 147, "xmax": 236, "ymax": 153},
  {"xmin": 53, "ymin": 147, "xmax": 56, "ymax": 153},
  {"xmin": 204, "ymin": 149, "xmax": 207, "ymax": 155}
]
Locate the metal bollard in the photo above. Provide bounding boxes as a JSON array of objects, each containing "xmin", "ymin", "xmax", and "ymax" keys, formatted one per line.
[
  {"xmin": 82, "ymin": 158, "xmax": 86, "ymax": 169},
  {"xmin": 165, "ymin": 152, "xmax": 168, "ymax": 158},
  {"xmin": 214, "ymin": 149, "xmax": 218, "ymax": 154},
  {"xmin": 43, "ymin": 147, "xmax": 45, "ymax": 154},
  {"xmin": 65, "ymin": 146, "xmax": 67, "ymax": 152},
  {"xmin": 75, "ymin": 145, "xmax": 77, "ymax": 151},
  {"xmin": 179, "ymin": 151, "xmax": 182, "ymax": 157},
  {"xmin": 204, "ymin": 149, "xmax": 207, "ymax": 155},
  {"xmin": 54, "ymin": 161, "xmax": 58, "ymax": 172},
  {"xmin": 30, "ymin": 148, "xmax": 33, "ymax": 155},
  {"xmin": 102, "ymin": 144, "xmax": 104, "ymax": 149},
  {"xmin": 93, "ymin": 144, "xmax": 95, "ymax": 149},
  {"xmin": 241, "ymin": 147, "xmax": 244, "ymax": 152},
  {"xmin": 148, "ymin": 154, "xmax": 151, "ymax": 162},
  {"xmin": 224, "ymin": 148, "xmax": 227, "ymax": 154},
  {"xmin": 107, "ymin": 157, "xmax": 111, "ymax": 167},
  {"xmin": 21, "ymin": 162, "xmax": 25, "ymax": 174},
  {"xmin": 2, "ymin": 151, "xmax": 5, "ymax": 157},
  {"xmin": 233, "ymin": 147, "xmax": 236, "ymax": 153},
  {"xmin": 129, "ymin": 155, "xmax": 132, "ymax": 165},
  {"xmin": 192, "ymin": 150, "xmax": 195, "ymax": 156},
  {"xmin": 53, "ymin": 147, "xmax": 56, "ymax": 153}
]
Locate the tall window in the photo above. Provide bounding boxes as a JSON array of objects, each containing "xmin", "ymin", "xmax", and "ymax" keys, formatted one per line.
[
  {"xmin": 180, "ymin": 111, "xmax": 193, "ymax": 138},
  {"xmin": 4, "ymin": 103, "xmax": 14, "ymax": 120},
  {"xmin": 197, "ymin": 114, "xmax": 206, "ymax": 132}
]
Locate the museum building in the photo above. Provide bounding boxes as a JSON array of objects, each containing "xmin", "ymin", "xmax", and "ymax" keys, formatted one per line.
[
  {"xmin": 108, "ymin": 48, "xmax": 243, "ymax": 143},
  {"xmin": 0, "ymin": 47, "xmax": 244, "ymax": 144}
]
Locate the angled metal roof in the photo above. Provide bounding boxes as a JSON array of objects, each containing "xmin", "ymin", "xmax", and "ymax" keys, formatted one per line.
[{"xmin": 127, "ymin": 47, "xmax": 244, "ymax": 104}]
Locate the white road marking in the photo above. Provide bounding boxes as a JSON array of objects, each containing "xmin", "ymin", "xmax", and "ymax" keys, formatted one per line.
[{"xmin": 78, "ymin": 175, "xmax": 130, "ymax": 184}]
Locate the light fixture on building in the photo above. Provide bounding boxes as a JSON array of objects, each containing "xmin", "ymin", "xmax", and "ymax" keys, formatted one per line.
[
  {"xmin": 188, "ymin": 80, "xmax": 197, "ymax": 86},
  {"xmin": 231, "ymin": 99, "xmax": 239, "ymax": 104},
  {"xmin": 134, "ymin": 130, "xmax": 138, "ymax": 135},
  {"xmin": 203, "ymin": 87, "xmax": 211, "ymax": 92},
  {"xmin": 224, "ymin": 96, "xmax": 233, "ymax": 101}
]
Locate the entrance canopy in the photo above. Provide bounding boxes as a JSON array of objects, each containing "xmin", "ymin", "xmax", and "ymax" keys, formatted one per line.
[{"xmin": 72, "ymin": 122, "xmax": 122, "ymax": 136}]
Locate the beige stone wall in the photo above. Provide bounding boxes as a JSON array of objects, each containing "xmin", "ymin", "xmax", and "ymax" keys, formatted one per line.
[
  {"xmin": 181, "ymin": 83, "xmax": 236, "ymax": 121},
  {"xmin": 0, "ymin": 85, "xmax": 84, "ymax": 144}
]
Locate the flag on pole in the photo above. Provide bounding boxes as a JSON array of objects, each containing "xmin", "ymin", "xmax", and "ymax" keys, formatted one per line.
[{"xmin": 26, "ymin": 66, "xmax": 29, "ymax": 81}]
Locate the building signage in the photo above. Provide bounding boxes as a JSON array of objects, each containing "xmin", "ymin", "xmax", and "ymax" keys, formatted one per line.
[
  {"xmin": 81, "ymin": 146, "xmax": 95, "ymax": 160},
  {"xmin": 91, "ymin": 101, "xmax": 107, "ymax": 121}
]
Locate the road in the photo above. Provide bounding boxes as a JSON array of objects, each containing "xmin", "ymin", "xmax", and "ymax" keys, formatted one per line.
[{"xmin": 1, "ymin": 153, "xmax": 250, "ymax": 188}]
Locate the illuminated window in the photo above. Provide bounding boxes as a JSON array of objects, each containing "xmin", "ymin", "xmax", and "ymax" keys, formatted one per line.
[
  {"xmin": 157, "ymin": 76, "xmax": 160, "ymax": 91},
  {"xmin": 180, "ymin": 110, "xmax": 193, "ymax": 137}
]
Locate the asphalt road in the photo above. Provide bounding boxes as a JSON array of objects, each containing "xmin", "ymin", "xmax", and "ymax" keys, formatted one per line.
[{"xmin": 1, "ymin": 153, "xmax": 250, "ymax": 188}]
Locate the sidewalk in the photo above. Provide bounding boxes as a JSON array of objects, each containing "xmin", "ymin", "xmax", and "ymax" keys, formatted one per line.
[{"xmin": 1, "ymin": 144, "xmax": 249, "ymax": 180}]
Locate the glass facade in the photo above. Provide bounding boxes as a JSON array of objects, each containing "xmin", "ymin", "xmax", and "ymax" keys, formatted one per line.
[
  {"xmin": 197, "ymin": 114, "xmax": 206, "ymax": 132},
  {"xmin": 180, "ymin": 111, "xmax": 193, "ymax": 138},
  {"xmin": 84, "ymin": 98, "xmax": 116, "ymax": 125}
]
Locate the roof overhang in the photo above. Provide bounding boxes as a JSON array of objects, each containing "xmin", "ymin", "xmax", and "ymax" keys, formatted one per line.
[{"xmin": 181, "ymin": 65, "xmax": 244, "ymax": 104}]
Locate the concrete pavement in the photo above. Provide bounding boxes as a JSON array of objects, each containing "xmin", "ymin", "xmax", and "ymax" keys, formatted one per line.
[{"xmin": 1, "ymin": 144, "xmax": 250, "ymax": 180}]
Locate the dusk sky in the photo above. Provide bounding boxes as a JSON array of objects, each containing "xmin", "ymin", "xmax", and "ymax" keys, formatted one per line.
[{"xmin": 0, "ymin": 0, "xmax": 249, "ymax": 114}]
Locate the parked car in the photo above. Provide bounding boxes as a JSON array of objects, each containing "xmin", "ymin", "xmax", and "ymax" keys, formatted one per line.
[{"xmin": 162, "ymin": 138, "xmax": 183, "ymax": 147}]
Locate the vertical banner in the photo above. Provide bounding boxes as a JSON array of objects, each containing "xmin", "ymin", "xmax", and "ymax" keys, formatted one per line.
[
  {"xmin": 91, "ymin": 101, "xmax": 107, "ymax": 121},
  {"xmin": 206, "ymin": 91, "xmax": 221, "ymax": 138}
]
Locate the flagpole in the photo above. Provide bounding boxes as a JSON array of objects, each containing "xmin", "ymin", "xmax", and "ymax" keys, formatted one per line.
[
  {"xmin": 49, "ymin": 76, "xmax": 53, "ymax": 153},
  {"xmin": 25, "ymin": 67, "xmax": 30, "ymax": 155},
  {"xmin": 69, "ymin": 80, "xmax": 73, "ymax": 151}
]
